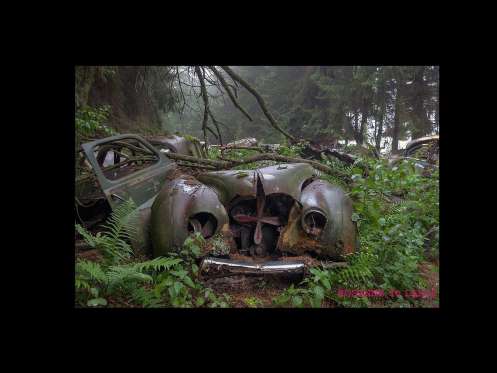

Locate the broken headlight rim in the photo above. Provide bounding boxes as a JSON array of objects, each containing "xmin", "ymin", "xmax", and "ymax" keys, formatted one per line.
[
  {"xmin": 187, "ymin": 213, "xmax": 218, "ymax": 239},
  {"xmin": 301, "ymin": 208, "xmax": 328, "ymax": 237}
]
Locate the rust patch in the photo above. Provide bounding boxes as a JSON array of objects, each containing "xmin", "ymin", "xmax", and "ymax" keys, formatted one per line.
[
  {"xmin": 202, "ymin": 223, "xmax": 237, "ymax": 256},
  {"xmin": 279, "ymin": 254, "xmax": 321, "ymax": 268},
  {"xmin": 277, "ymin": 203, "xmax": 343, "ymax": 259},
  {"xmin": 164, "ymin": 168, "xmax": 188, "ymax": 183}
]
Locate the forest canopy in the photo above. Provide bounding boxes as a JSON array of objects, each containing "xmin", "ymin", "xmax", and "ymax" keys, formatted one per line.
[{"xmin": 76, "ymin": 66, "xmax": 439, "ymax": 154}]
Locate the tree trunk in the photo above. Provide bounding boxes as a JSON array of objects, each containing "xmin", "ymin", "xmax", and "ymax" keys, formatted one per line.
[
  {"xmin": 358, "ymin": 107, "xmax": 368, "ymax": 145},
  {"xmin": 435, "ymin": 100, "xmax": 439, "ymax": 134},
  {"xmin": 410, "ymin": 66, "xmax": 432, "ymax": 138},
  {"xmin": 375, "ymin": 102, "xmax": 385, "ymax": 152},
  {"xmin": 392, "ymin": 89, "xmax": 401, "ymax": 154},
  {"xmin": 76, "ymin": 66, "xmax": 96, "ymax": 108},
  {"xmin": 352, "ymin": 109, "xmax": 363, "ymax": 144}
]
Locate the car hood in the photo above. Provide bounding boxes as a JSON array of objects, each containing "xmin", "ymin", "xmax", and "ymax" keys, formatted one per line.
[{"xmin": 197, "ymin": 163, "xmax": 319, "ymax": 205}]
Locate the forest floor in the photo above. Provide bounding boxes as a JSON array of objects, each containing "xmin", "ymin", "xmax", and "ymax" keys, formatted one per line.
[
  {"xmin": 76, "ymin": 242, "xmax": 438, "ymax": 308},
  {"xmin": 203, "ymin": 259, "xmax": 439, "ymax": 308},
  {"xmin": 202, "ymin": 274, "xmax": 305, "ymax": 308},
  {"xmin": 75, "ymin": 221, "xmax": 440, "ymax": 308}
]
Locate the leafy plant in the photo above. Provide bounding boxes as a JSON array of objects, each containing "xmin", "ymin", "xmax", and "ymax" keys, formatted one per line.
[
  {"xmin": 75, "ymin": 199, "xmax": 139, "ymax": 265},
  {"xmin": 75, "ymin": 209, "xmax": 231, "ymax": 307},
  {"xmin": 276, "ymin": 142, "xmax": 305, "ymax": 158},
  {"xmin": 75, "ymin": 105, "xmax": 115, "ymax": 138},
  {"xmin": 272, "ymin": 284, "xmax": 309, "ymax": 308},
  {"xmin": 243, "ymin": 297, "xmax": 263, "ymax": 308},
  {"xmin": 274, "ymin": 156, "xmax": 439, "ymax": 308},
  {"xmin": 208, "ymin": 233, "xmax": 231, "ymax": 256}
]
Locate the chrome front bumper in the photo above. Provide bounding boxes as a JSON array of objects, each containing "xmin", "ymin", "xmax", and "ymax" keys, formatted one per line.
[{"xmin": 200, "ymin": 257, "xmax": 306, "ymax": 277}]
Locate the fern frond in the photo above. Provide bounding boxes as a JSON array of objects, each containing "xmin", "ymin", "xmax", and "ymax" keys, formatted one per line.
[
  {"xmin": 334, "ymin": 251, "xmax": 377, "ymax": 286},
  {"xmin": 75, "ymin": 278, "xmax": 91, "ymax": 290},
  {"xmin": 97, "ymin": 199, "xmax": 139, "ymax": 263},
  {"xmin": 102, "ymin": 199, "xmax": 140, "ymax": 242},
  {"xmin": 107, "ymin": 265, "xmax": 153, "ymax": 290},
  {"xmin": 132, "ymin": 257, "xmax": 183, "ymax": 273},
  {"xmin": 97, "ymin": 236, "xmax": 133, "ymax": 263},
  {"xmin": 75, "ymin": 224, "xmax": 97, "ymax": 248},
  {"xmin": 131, "ymin": 287, "xmax": 164, "ymax": 308},
  {"xmin": 76, "ymin": 260, "xmax": 108, "ymax": 285}
]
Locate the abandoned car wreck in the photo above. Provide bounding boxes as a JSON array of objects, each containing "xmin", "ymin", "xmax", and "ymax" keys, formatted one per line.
[{"xmin": 75, "ymin": 134, "xmax": 358, "ymax": 278}]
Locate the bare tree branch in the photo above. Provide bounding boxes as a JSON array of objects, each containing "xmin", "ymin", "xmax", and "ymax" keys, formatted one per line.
[
  {"xmin": 194, "ymin": 66, "xmax": 210, "ymax": 149},
  {"xmin": 175, "ymin": 66, "xmax": 186, "ymax": 113},
  {"xmin": 206, "ymin": 125, "xmax": 219, "ymax": 140},
  {"xmin": 208, "ymin": 111, "xmax": 223, "ymax": 146},
  {"xmin": 220, "ymin": 66, "xmax": 297, "ymax": 143},
  {"xmin": 209, "ymin": 66, "xmax": 253, "ymax": 122}
]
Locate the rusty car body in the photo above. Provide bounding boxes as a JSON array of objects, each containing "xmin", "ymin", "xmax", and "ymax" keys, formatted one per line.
[
  {"xmin": 145, "ymin": 134, "xmax": 207, "ymax": 158},
  {"xmin": 76, "ymin": 134, "xmax": 358, "ymax": 277},
  {"xmin": 388, "ymin": 135, "xmax": 439, "ymax": 173},
  {"xmin": 403, "ymin": 135, "xmax": 439, "ymax": 159}
]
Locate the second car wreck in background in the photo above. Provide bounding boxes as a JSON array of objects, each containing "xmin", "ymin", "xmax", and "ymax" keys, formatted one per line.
[{"xmin": 388, "ymin": 135, "xmax": 439, "ymax": 175}]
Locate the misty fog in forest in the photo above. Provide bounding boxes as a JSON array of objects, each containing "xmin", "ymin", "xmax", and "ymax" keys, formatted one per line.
[{"xmin": 76, "ymin": 66, "xmax": 439, "ymax": 154}]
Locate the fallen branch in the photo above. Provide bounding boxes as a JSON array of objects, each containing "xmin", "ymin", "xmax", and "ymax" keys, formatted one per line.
[
  {"xmin": 215, "ymin": 145, "xmax": 264, "ymax": 153},
  {"xmin": 302, "ymin": 143, "xmax": 357, "ymax": 165},
  {"xmin": 165, "ymin": 152, "xmax": 349, "ymax": 180},
  {"xmin": 176, "ymin": 162, "xmax": 217, "ymax": 170},
  {"xmin": 323, "ymin": 149, "xmax": 357, "ymax": 165},
  {"xmin": 225, "ymin": 153, "xmax": 348, "ymax": 178},
  {"xmin": 319, "ymin": 261, "xmax": 349, "ymax": 269}
]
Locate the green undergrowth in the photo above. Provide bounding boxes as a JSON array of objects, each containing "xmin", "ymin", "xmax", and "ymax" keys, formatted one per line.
[
  {"xmin": 76, "ymin": 105, "xmax": 116, "ymax": 139},
  {"xmin": 272, "ymin": 156, "xmax": 439, "ymax": 308},
  {"xmin": 75, "ymin": 138, "xmax": 438, "ymax": 308},
  {"xmin": 75, "ymin": 199, "xmax": 231, "ymax": 308},
  {"xmin": 207, "ymin": 141, "xmax": 306, "ymax": 170}
]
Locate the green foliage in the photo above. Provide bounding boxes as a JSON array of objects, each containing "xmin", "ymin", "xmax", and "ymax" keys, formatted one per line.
[
  {"xmin": 318, "ymin": 153, "xmax": 355, "ymax": 188},
  {"xmin": 274, "ymin": 156, "xmax": 439, "ymax": 308},
  {"xmin": 131, "ymin": 256, "xmax": 183, "ymax": 273},
  {"xmin": 276, "ymin": 142, "xmax": 305, "ymax": 158},
  {"xmin": 77, "ymin": 66, "xmax": 182, "ymax": 134},
  {"xmin": 272, "ymin": 284, "xmax": 309, "ymax": 308},
  {"xmin": 75, "ymin": 105, "xmax": 115, "ymax": 138},
  {"xmin": 128, "ymin": 236, "xmax": 231, "ymax": 308},
  {"xmin": 180, "ymin": 232, "xmax": 205, "ymax": 258},
  {"xmin": 208, "ymin": 233, "xmax": 231, "ymax": 256},
  {"xmin": 75, "ymin": 199, "xmax": 139, "ymax": 265},
  {"xmin": 75, "ymin": 209, "xmax": 231, "ymax": 307},
  {"xmin": 213, "ymin": 147, "xmax": 276, "ymax": 170},
  {"xmin": 75, "ymin": 105, "xmax": 117, "ymax": 178},
  {"xmin": 347, "ymin": 158, "xmax": 438, "ymax": 296},
  {"xmin": 273, "ymin": 251, "xmax": 377, "ymax": 308},
  {"xmin": 243, "ymin": 297, "xmax": 263, "ymax": 308},
  {"xmin": 207, "ymin": 146, "xmax": 221, "ymax": 160}
]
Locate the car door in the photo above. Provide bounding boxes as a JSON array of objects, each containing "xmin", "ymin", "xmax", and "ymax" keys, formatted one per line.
[{"xmin": 81, "ymin": 134, "xmax": 176, "ymax": 209}]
